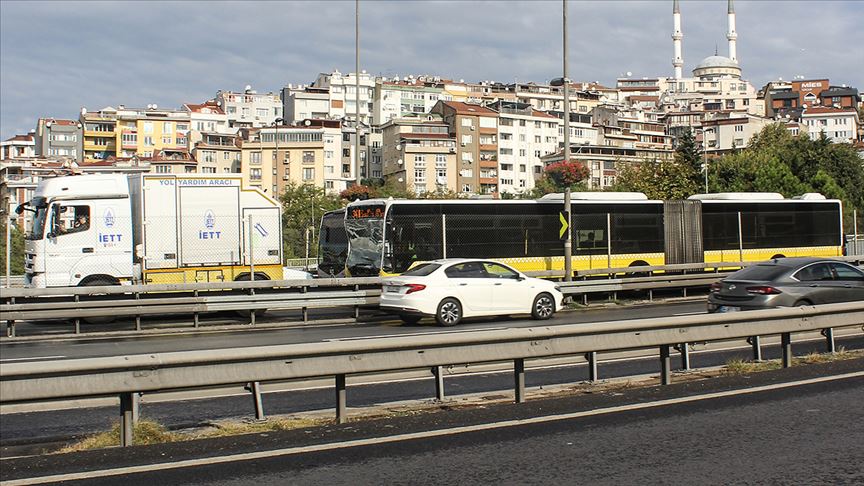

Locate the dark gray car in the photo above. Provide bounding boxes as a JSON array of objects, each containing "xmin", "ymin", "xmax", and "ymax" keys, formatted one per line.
[{"xmin": 707, "ymin": 257, "xmax": 864, "ymax": 312}]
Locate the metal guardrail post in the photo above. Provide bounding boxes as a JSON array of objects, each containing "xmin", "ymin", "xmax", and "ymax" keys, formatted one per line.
[
  {"xmin": 748, "ymin": 336, "xmax": 763, "ymax": 361},
  {"xmin": 74, "ymin": 294, "xmax": 81, "ymax": 334},
  {"xmin": 660, "ymin": 345, "xmax": 672, "ymax": 385},
  {"xmin": 131, "ymin": 392, "xmax": 140, "ymax": 425},
  {"xmin": 514, "ymin": 358, "xmax": 526, "ymax": 403},
  {"xmin": 335, "ymin": 374, "xmax": 347, "ymax": 424},
  {"xmin": 193, "ymin": 290, "xmax": 199, "ymax": 328},
  {"xmin": 249, "ymin": 288, "xmax": 256, "ymax": 326},
  {"xmin": 120, "ymin": 392, "xmax": 134, "ymax": 447},
  {"xmin": 247, "ymin": 381, "xmax": 265, "ymax": 420},
  {"xmin": 432, "ymin": 366, "xmax": 445, "ymax": 401},
  {"xmin": 822, "ymin": 328, "xmax": 835, "ymax": 354},
  {"xmin": 585, "ymin": 351, "xmax": 598, "ymax": 382},
  {"xmin": 302, "ymin": 286, "xmax": 308, "ymax": 322},
  {"xmin": 781, "ymin": 332, "xmax": 792, "ymax": 368},
  {"xmin": 677, "ymin": 343, "xmax": 691, "ymax": 371},
  {"xmin": 353, "ymin": 285, "xmax": 360, "ymax": 319},
  {"xmin": 135, "ymin": 291, "xmax": 142, "ymax": 331},
  {"xmin": 6, "ymin": 297, "xmax": 14, "ymax": 337}
]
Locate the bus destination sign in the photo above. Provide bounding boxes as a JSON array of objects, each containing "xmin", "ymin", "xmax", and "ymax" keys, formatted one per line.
[{"xmin": 349, "ymin": 205, "xmax": 385, "ymax": 219}]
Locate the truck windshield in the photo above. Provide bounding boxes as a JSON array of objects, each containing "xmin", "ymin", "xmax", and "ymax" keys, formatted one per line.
[{"xmin": 25, "ymin": 199, "xmax": 48, "ymax": 240}]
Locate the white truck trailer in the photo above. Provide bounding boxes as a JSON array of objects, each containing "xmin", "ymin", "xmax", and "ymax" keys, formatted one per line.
[{"xmin": 18, "ymin": 173, "xmax": 283, "ymax": 287}]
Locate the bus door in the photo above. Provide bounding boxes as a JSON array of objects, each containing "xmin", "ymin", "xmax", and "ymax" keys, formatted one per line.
[{"xmin": 664, "ymin": 200, "xmax": 703, "ymax": 265}]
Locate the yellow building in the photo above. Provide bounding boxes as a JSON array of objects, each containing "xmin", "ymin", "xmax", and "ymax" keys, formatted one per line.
[
  {"xmin": 240, "ymin": 126, "xmax": 326, "ymax": 197},
  {"xmin": 114, "ymin": 106, "xmax": 191, "ymax": 159},
  {"xmin": 80, "ymin": 108, "xmax": 118, "ymax": 162}
]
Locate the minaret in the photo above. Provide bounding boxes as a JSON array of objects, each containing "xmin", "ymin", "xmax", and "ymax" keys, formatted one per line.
[
  {"xmin": 727, "ymin": 0, "xmax": 738, "ymax": 63},
  {"xmin": 672, "ymin": 0, "xmax": 684, "ymax": 79}
]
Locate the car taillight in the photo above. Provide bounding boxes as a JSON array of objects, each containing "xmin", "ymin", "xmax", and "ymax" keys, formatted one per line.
[
  {"xmin": 405, "ymin": 284, "xmax": 426, "ymax": 294},
  {"xmin": 709, "ymin": 282, "xmax": 721, "ymax": 293},
  {"xmin": 746, "ymin": 286, "xmax": 782, "ymax": 295}
]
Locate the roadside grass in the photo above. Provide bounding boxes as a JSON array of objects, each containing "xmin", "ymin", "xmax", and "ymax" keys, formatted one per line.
[
  {"xmin": 723, "ymin": 347, "xmax": 855, "ymax": 375},
  {"xmin": 59, "ymin": 420, "xmax": 179, "ymax": 453}
]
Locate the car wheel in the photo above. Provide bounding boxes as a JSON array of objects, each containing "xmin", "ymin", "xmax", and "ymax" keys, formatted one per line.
[
  {"xmin": 794, "ymin": 299, "xmax": 813, "ymax": 307},
  {"xmin": 400, "ymin": 315, "xmax": 422, "ymax": 325},
  {"xmin": 436, "ymin": 298, "xmax": 462, "ymax": 327},
  {"xmin": 531, "ymin": 292, "xmax": 555, "ymax": 320}
]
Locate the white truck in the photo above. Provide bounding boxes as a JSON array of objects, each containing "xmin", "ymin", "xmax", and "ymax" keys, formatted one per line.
[{"xmin": 18, "ymin": 173, "xmax": 283, "ymax": 288}]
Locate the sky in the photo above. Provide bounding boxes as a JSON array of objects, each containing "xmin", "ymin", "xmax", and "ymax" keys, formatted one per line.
[{"xmin": 1, "ymin": 0, "xmax": 862, "ymax": 141}]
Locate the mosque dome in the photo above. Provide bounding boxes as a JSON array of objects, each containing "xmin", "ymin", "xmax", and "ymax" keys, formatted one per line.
[{"xmin": 692, "ymin": 55, "xmax": 741, "ymax": 79}]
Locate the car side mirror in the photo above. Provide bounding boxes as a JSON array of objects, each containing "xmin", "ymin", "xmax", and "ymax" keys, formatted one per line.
[{"xmin": 46, "ymin": 232, "xmax": 56, "ymax": 239}]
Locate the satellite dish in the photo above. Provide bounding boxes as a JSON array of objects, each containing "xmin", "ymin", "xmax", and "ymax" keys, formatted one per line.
[
  {"xmin": 626, "ymin": 71, "xmax": 632, "ymax": 77},
  {"xmin": 304, "ymin": 120, "xmax": 311, "ymax": 126}
]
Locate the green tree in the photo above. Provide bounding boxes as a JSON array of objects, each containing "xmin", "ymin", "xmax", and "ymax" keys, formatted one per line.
[
  {"xmin": 0, "ymin": 219, "xmax": 25, "ymax": 276},
  {"xmin": 279, "ymin": 183, "xmax": 342, "ymax": 259},
  {"xmin": 674, "ymin": 127, "xmax": 703, "ymax": 190},
  {"xmin": 613, "ymin": 158, "xmax": 695, "ymax": 200}
]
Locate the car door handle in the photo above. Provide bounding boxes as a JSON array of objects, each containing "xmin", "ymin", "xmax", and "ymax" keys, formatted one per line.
[
  {"xmin": 459, "ymin": 283, "xmax": 468, "ymax": 286},
  {"xmin": 82, "ymin": 248, "xmax": 94, "ymax": 253},
  {"xmin": 809, "ymin": 284, "xmax": 819, "ymax": 287},
  {"xmin": 494, "ymin": 282, "xmax": 503, "ymax": 286}
]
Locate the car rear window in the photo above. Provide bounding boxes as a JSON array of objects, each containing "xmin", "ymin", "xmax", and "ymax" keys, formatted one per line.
[
  {"xmin": 728, "ymin": 265, "xmax": 788, "ymax": 281},
  {"xmin": 401, "ymin": 263, "xmax": 441, "ymax": 276}
]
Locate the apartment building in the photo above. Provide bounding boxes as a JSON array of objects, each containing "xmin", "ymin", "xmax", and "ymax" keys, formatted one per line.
[
  {"xmin": 540, "ymin": 145, "xmax": 673, "ymax": 190},
  {"xmin": 380, "ymin": 114, "xmax": 457, "ymax": 195},
  {"xmin": 35, "ymin": 118, "xmax": 82, "ymax": 162},
  {"xmin": 430, "ymin": 100, "xmax": 499, "ymax": 195},
  {"xmin": 1, "ymin": 133, "xmax": 35, "ymax": 160},
  {"xmin": 373, "ymin": 75, "xmax": 448, "ymax": 125},
  {"xmin": 142, "ymin": 149, "xmax": 197, "ymax": 174},
  {"xmin": 701, "ymin": 113, "xmax": 775, "ymax": 153},
  {"xmin": 112, "ymin": 105, "xmax": 190, "ymax": 159},
  {"xmin": 309, "ymin": 70, "xmax": 375, "ymax": 126},
  {"xmin": 301, "ymin": 119, "xmax": 345, "ymax": 194},
  {"xmin": 488, "ymin": 101, "xmax": 559, "ymax": 195},
  {"xmin": 216, "ymin": 87, "xmax": 282, "ymax": 128},
  {"xmin": 281, "ymin": 84, "xmax": 331, "ymax": 123},
  {"xmin": 80, "ymin": 107, "xmax": 118, "ymax": 161},
  {"xmin": 240, "ymin": 126, "xmax": 326, "ymax": 196},
  {"xmin": 192, "ymin": 133, "xmax": 241, "ymax": 174},
  {"xmin": 800, "ymin": 107, "xmax": 859, "ymax": 144}
]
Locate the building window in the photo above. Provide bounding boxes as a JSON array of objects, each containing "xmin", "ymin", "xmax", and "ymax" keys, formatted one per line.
[
  {"xmin": 461, "ymin": 134, "xmax": 473, "ymax": 144},
  {"xmin": 415, "ymin": 168, "xmax": 426, "ymax": 184},
  {"xmin": 415, "ymin": 154, "xmax": 426, "ymax": 166},
  {"xmin": 303, "ymin": 168, "xmax": 315, "ymax": 180},
  {"xmin": 734, "ymin": 125, "xmax": 744, "ymax": 132},
  {"xmin": 202, "ymin": 167, "xmax": 216, "ymax": 174},
  {"xmin": 143, "ymin": 136, "xmax": 153, "ymax": 146},
  {"xmin": 250, "ymin": 152, "xmax": 261, "ymax": 165},
  {"xmin": 155, "ymin": 165, "xmax": 170, "ymax": 173},
  {"xmin": 250, "ymin": 168, "xmax": 262, "ymax": 180},
  {"xmin": 461, "ymin": 118, "xmax": 473, "ymax": 128},
  {"xmin": 501, "ymin": 164, "xmax": 513, "ymax": 171},
  {"xmin": 303, "ymin": 151, "xmax": 315, "ymax": 164},
  {"xmin": 163, "ymin": 122, "xmax": 173, "ymax": 132},
  {"xmin": 435, "ymin": 154, "xmax": 446, "ymax": 166},
  {"xmin": 519, "ymin": 164, "xmax": 526, "ymax": 172},
  {"xmin": 143, "ymin": 122, "xmax": 153, "ymax": 134},
  {"xmin": 162, "ymin": 135, "xmax": 173, "ymax": 145}
]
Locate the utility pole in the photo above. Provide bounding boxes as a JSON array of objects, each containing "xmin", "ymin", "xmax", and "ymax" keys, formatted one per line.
[{"xmin": 562, "ymin": 0, "xmax": 572, "ymax": 282}]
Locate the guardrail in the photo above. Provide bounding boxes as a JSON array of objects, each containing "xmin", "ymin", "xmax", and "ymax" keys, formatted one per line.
[
  {"xmin": 3, "ymin": 257, "xmax": 862, "ymax": 338},
  {"xmin": 2, "ymin": 301, "xmax": 861, "ymax": 446}
]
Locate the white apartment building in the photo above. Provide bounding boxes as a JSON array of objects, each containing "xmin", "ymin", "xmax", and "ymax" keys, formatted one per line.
[
  {"xmin": 215, "ymin": 87, "xmax": 282, "ymax": 128},
  {"xmin": 380, "ymin": 115, "xmax": 458, "ymax": 195},
  {"xmin": 1, "ymin": 133, "xmax": 35, "ymax": 160},
  {"xmin": 800, "ymin": 107, "xmax": 859, "ymax": 144},
  {"xmin": 373, "ymin": 75, "xmax": 450, "ymax": 125},
  {"xmin": 310, "ymin": 70, "xmax": 375, "ymax": 126},
  {"xmin": 489, "ymin": 101, "xmax": 560, "ymax": 195},
  {"xmin": 701, "ymin": 113, "xmax": 775, "ymax": 153},
  {"xmin": 281, "ymin": 84, "xmax": 330, "ymax": 123}
]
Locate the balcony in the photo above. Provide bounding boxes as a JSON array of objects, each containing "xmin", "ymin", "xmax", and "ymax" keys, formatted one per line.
[
  {"xmin": 479, "ymin": 177, "xmax": 498, "ymax": 185},
  {"xmin": 479, "ymin": 159, "xmax": 498, "ymax": 169},
  {"xmin": 84, "ymin": 130, "xmax": 115, "ymax": 138}
]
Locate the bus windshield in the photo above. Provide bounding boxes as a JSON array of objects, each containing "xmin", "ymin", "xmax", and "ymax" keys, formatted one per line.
[
  {"xmin": 345, "ymin": 203, "xmax": 386, "ymax": 276},
  {"xmin": 318, "ymin": 210, "xmax": 348, "ymax": 277}
]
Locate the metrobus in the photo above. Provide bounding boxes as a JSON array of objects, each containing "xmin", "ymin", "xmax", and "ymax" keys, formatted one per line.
[{"xmin": 321, "ymin": 192, "xmax": 843, "ymax": 277}]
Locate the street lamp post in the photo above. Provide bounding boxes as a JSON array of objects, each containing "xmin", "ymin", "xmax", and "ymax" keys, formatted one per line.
[{"xmin": 561, "ymin": 0, "xmax": 572, "ymax": 282}]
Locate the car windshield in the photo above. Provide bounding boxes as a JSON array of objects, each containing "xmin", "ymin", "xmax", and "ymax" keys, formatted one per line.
[
  {"xmin": 401, "ymin": 263, "xmax": 441, "ymax": 276},
  {"xmin": 728, "ymin": 265, "xmax": 789, "ymax": 282},
  {"xmin": 25, "ymin": 199, "xmax": 49, "ymax": 240}
]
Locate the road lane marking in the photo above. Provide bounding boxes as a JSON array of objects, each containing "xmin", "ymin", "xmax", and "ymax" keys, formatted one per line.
[
  {"xmin": 0, "ymin": 355, "xmax": 65, "ymax": 363},
  {"xmin": 5, "ymin": 370, "xmax": 862, "ymax": 486},
  {"xmin": 323, "ymin": 327, "xmax": 509, "ymax": 341}
]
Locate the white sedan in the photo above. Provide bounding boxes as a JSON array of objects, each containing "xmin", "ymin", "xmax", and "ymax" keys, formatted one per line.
[{"xmin": 380, "ymin": 259, "xmax": 564, "ymax": 326}]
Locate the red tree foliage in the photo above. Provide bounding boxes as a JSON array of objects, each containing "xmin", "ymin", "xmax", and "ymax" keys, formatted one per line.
[{"xmin": 544, "ymin": 160, "xmax": 590, "ymax": 187}]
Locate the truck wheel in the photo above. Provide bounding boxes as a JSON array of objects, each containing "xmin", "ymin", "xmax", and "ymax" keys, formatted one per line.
[
  {"xmin": 80, "ymin": 278, "xmax": 119, "ymax": 324},
  {"xmin": 235, "ymin": 274, "xmax": 269, "ymax": 317}
]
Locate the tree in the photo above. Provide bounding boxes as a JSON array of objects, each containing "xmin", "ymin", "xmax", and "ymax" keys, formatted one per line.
[
  {"xmin": 544, "ymin": 160, "xmax": 590, "ymax": 188},
  {"xmin": 339, "ymin": 184, "xmax": 374, "ymax": 201},
  {"xmin": 613, "ymin": 158, "xmax": 696, "ymax": 200},
  {"xmin": 279, "ymin": 183, "xmax": 342, "ymax": 259},
  {"xmin": 674, "ymin": 127, "xmax": 703, "ymax": 189},
  {"xmin": 0, "ymin": 219, "xmax": 25, "ymax": 276}
]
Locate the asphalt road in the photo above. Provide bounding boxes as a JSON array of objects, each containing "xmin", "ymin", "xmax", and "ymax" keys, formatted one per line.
[{"xmin": 3, "ymin": 359, "xmax": 862, "ymax": 485}]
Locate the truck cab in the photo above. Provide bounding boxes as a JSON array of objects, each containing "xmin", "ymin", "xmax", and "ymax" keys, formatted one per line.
[{"xmin": 20, "ymin": 175, "xmax": 134, "ymax": 288}]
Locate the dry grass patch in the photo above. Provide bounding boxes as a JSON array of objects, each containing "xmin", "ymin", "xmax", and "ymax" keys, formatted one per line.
[
  {"xmin": 722, "ymin": 359, "xmax": 783, "ymax": 375},
  {"xmin": 59, "ymin": 420, "xmax": 179, "ymax": 453}
]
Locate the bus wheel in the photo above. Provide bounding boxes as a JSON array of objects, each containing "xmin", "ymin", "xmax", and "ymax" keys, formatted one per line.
[
  {"xmin": 436, "ymin": 298, "xmax": 462, "ymax": 327},
  {"xmin": 771, "ymin": 254, "xmax": 785, "ymax": 260},
  {"xmin": 79, "ymin": 277, "xmax": 119, "ymax": 324},
  {"xmin": 626, "ymin": 261, "xmax": 651, "ymax": 278}
]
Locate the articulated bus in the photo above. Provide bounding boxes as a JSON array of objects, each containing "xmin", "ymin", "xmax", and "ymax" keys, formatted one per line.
[
  {"xmin": 321, "ymin": 192, "xmax": 843, "ymax": 277},
  {"xmin": 318, "ymin": 208, "xmax": 348, "ymax": 277}
]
